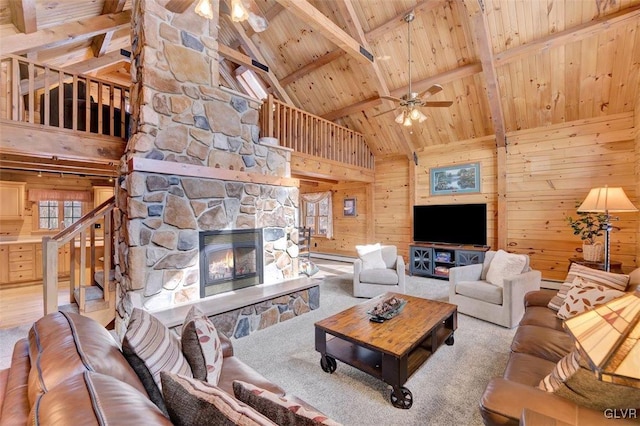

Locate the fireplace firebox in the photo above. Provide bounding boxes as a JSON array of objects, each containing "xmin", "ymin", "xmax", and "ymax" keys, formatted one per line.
[{"xmin": 199, "ymin": 229, "xmax": 263, "ymax": 298}]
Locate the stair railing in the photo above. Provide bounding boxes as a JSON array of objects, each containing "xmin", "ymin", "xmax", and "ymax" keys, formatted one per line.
[{"xmin": 43, "ymin": 197, "xmax": 116, "ymax": 315}]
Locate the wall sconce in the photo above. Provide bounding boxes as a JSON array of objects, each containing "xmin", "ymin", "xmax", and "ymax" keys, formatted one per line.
[{"xmin": 194, "ymin": 0, "xmax": 215, "ymax": 19}]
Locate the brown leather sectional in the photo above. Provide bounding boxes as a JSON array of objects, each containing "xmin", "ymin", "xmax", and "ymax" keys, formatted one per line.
[
  {"xmin": 480, "ymin": 272, "xmax": 640, "ymax": 425},
  {"xmin": 0, "ymin": 311, "xmax": 309, "ymax": 425}
]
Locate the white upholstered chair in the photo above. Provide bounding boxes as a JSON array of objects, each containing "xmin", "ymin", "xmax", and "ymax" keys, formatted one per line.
[
  {"xmin": 353, "ymin": 245, "xmax": 406, "ymax": 298},
  {"xmin": 448, "ymin": 250, "xmax": 541, "ymax": 328}
]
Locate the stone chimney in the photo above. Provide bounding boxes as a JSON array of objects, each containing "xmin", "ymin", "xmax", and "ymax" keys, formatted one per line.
[{"xmin": 114, "ymin": 0, "xmax": 299, "ymax": 336}]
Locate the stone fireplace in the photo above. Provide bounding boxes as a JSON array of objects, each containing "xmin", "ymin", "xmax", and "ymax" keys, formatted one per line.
[
  {"xmin": 200, "ymin": 229, "xmax": 263, "ymax": 297},
  {"xmin": 113, "ymin": 1, "xmax": 314, "ymax": 337}
]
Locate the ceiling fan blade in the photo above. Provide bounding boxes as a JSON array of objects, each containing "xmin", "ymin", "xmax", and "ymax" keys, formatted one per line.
[
  {"xmin": 380, "ymin": 95, "xmax": 403, "ymax": 103},
  {"xmin": 165, "ymin": 0, "xmax": 195, "ymax": 13},
  {"xmin": 418, "ymin": 84, "xmax": 443, "ymax": 99},
  {"xmin": 373, "ymin": 108, "xmax": 399, "ymax": 117},
  {"xmin": 242, "ymin": 0, "xmax": 269, "ymax": 32},
  {"xmin": 423, "ymin": 100, "xmax": 453, "ymax": 108}
]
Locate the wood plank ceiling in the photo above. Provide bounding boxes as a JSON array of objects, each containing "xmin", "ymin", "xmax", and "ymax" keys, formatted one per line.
[{"xmin": 1, "ymin": 0, "xmax": 639, "ymax": 159}]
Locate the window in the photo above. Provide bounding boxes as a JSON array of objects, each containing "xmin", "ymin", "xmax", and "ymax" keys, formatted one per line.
[
  {"xmin": 37, "ymin": 200, "xmax": 84, "ymax": 230},
  {"xmin": 235, "ymin": 68, "xmax": 268, "ymax": 101},
  {"xmin": 301, "ymin": 192, "xmax": 333, "ymax": 238}
]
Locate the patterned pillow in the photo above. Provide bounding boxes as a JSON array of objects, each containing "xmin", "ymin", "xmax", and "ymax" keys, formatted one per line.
[
  {"xmin": 181, "ymin": 306, "xmax": 224, "ymax": 385},
  {"xmin": 538, "ymin": 350, "xmax": 581, "ymax": 392},
  {"xmin": 233, "ymin": 380, "xmax": 342, "ymax": 426},
  {"xmin": 556, "ymin": 277, "xmax": 625, "ymax": 320},
  {"xmin": 548, "ymin": 263, "xmax": 629, "ymax": 311},
  {"xmin": 122, "ymin": 308, "xmax": 192, "ymax": 392},
  {"xmin": 160, "ymin": 372, "xmax": 276, "ymax": 426}
]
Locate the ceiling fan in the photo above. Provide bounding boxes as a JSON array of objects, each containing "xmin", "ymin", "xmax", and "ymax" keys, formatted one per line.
[
  {"xmin": 164, "ymin": 0, "xmax": 268, "ymax": 33},
  {"xmin": 375, "ymin": 12, "xmax": 453, "ymax": 126}
]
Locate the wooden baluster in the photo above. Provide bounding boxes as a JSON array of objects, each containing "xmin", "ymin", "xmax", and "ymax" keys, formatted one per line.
[
  {"xmin": 27, "ymin": 62, "xmax": 35, "ymax": 123},
  {"xmin": 57, "ymin": 72, "xmax": 64, "ymax": 130},
  {"xmin": 43, "ymin": 67, "xmax": 50, "ymax": 126}
]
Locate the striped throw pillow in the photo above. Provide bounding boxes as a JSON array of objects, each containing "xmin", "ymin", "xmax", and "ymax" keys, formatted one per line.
[
  {"xmin": 538, "ymin": 350, "xmax": 581, "ymax": 392},
  {"xmin": 547, "ymin": 263, "xmax": 629, "ymax": 311},
  {"xmin": 123, "ymin": 308, "xmax": 192, "ymax": 391},
  {"xmin": 161, "ymin": 372, "xmax": 276, "ymax": 426}
]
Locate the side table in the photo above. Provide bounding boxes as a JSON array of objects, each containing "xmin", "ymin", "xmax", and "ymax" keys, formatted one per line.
[{"xmin": 568, "ymin": 258, "xmax": 623, "ymax": 274}]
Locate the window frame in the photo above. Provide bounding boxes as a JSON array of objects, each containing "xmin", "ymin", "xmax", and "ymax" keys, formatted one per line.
[
  {"xmin": 32, "ymin": 200, "xmax": 87, "ymax": 232},
  {"xmin": 302, "ymin": 197, "xmax": 330, "ymax": 238}
]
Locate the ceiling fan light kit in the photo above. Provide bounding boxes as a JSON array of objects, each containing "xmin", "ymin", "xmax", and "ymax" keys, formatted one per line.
[{"xmin": 230, "ymin": 0, "xmax": 249, "ymax": 22}]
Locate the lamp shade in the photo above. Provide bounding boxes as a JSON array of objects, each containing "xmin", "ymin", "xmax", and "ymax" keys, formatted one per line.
[
  {"xmin": 564, "ymin": 292, "xmax": 640, "ymax": 388},
  {"xmin": 577, "ymin": 187, "xmax": 638, "ymax": 213}
]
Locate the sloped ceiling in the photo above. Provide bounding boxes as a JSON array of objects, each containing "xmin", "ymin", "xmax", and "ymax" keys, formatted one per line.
[{"xmin": 1, "ymin": 0, "xmax": 639, "ymax": 159}]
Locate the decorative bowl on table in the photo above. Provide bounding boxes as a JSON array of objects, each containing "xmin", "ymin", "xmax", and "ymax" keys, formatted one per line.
[{"xmin": 367, "ymin": 296, "xmax": 407, "ymax": 321}]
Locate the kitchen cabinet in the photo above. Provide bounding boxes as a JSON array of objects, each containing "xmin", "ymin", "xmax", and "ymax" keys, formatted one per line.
[{"xmin": 0, "ymin": 181, "xmax": 26, "ymax": 220}]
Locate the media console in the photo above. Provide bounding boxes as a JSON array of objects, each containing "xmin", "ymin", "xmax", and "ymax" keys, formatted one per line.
[{"xmin": 409, "ymin": 243, "xmax": 489, "ymax": 279}]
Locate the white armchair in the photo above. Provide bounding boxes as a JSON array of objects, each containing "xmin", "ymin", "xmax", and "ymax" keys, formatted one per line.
[
  {"xmin": 449, "ymin": 250, "xmax": 541, "ymax": 328},
  {"xmin": 353, "ymin": 245, "xmax": 406, "ymax": 298}
]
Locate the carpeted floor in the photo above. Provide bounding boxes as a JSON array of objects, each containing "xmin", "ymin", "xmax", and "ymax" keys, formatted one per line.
[
  {"xmin": 0, "ymin": 261, "xmax": 517, "ymax": 425},
  {"xmin": 232, "ymin": 271, "xmax": 516, "ymax": 426}
]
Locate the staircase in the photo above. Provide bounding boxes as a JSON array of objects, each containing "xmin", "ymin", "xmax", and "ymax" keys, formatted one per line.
[{"xmin": 43, "ymin": 197, "xmax": 117, "ymax": 327}]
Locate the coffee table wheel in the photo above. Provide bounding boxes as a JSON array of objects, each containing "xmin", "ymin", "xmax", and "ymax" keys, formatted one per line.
[
  {"xmin": 320, "ymin": 355, "xmax": 337, "ymax": 374},
  {"xmin": 445, "ymin": 334, "xmax": 454, "ymax": 346},
  {"xmin": 390, "ymin": 386, "xmax": 413, "ymax": 409}
]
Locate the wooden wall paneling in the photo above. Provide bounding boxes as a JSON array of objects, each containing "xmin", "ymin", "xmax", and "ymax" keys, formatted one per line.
[
  {"xmin": 505, "ymin": 115, "xmax": 637, "ymax": 280},
  {"xmin": 636, "ymin": 82, "xmax": 640, "ymax": 270}
]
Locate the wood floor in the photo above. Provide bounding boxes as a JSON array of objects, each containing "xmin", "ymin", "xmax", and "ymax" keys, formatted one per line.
[{"xmin": 0, "ymin": 281, "xmax": 71, "ymax": 329}]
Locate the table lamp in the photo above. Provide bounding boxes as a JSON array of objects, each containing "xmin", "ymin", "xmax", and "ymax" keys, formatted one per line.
[
  {"xmin": 564, "ymin": 292, "xmax": 640, "ymax": 388},
  {"xmin": 577, "ymin": 186, "xmax": 637, "ymax": 272}
]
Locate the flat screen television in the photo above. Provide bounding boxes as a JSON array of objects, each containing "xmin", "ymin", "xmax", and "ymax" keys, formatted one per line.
[{"xmin": 413, "ymin": 204, "xmax": 487, "ymax": 246}]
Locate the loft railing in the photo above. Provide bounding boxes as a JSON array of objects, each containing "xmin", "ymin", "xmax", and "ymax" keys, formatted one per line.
[
  {"xmin": 260, "ymin": 94, "xmax": 374, "ymax": 170},
  {"xmin": 43, "ymin": 197, "xmax": 116, "ymax": 324},
  {"xmin": 0, "ymin": 54, "xmax": 130, "ymax": 138}
]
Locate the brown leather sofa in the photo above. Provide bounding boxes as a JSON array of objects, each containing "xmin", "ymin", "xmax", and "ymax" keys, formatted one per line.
[
  {"xmin": 480, "ymin": 270, "xmax": 640, "ymax": 425},
  {"xmin": 0, "ymin": 311, "xmax": 309, "ymax": 425}
]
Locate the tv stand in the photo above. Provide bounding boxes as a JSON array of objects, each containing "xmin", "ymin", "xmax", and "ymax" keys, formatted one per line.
[{"xmin": 409, "ymin": 243, "xmax": 489, "ymax": 280}]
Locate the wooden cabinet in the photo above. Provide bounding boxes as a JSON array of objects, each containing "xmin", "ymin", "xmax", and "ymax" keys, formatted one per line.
[
  {"xmin": 0, "ymin": 245, "xmax": 9, "ymax": 284},
  {"xmin": 409, "ymin": 244, "xmax": 488, "ymax": 279},
  {"xmin": 8, "ymin": 243, "xmax": 35, "ymax": 282},
  {"xmin": 0, "ymin": 181, "xmax": 26, "ymax": 220},
  {"xmin": 93, "ymin": 186, "xmax": 114, "ymax": 207},
  {"xmin": 58, "ymin": 243, "xmax": 71, "ymax": 276}
]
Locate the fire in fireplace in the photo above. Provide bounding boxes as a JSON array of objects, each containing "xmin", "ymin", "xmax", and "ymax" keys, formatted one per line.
[{"xmin": 199, "ymin": 229, "xmax": 263, "ymax": 298}]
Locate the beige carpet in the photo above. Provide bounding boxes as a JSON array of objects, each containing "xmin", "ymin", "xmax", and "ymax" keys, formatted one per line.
[{"xmin": 232, "ymin": 270, "xmax": 516, "ymax": 426}]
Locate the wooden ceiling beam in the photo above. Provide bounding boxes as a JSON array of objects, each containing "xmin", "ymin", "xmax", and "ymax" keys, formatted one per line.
[
  {"xmin": 218, "ymin": 44, "xmax": 270, "ymax": 74},
  {"xmin": 466, "ymin": 2, "xmax": 506, "ymax": 147},
  {"xmin": 0, "ymin": 10, "xmax": 132, "ymax": 56},
  {"xmin": 495, "ymin": 3, "xmax": 640, "ymax": 66},
  {"xmin": 64, "ymin": 49, "xmax": 131, "ymax": 75},
  {"xmin": 91, "ymin": 0, "xmax": 127, "ymax": 58},
  {"xmin": 335, "ymin": 0, "xmax": 415, "ymax": 158},
  {"xmin": 9, "ymin": 0, "xmax": 37, "ymax": 34},
  {"xmin": 364, "ymin": 0, "xmax": 443, "ymax": 43},
  {"xmin": 274, "ymin": 0, "xmax": 374, "ymax": 65},
  {"xmin": 280, "ymin": 50, "xmax": 346, "ymax": 87},
  {"xmin": 222, "ymin": 7, "xmax": 293, "ymax": 105},
  {"xmin": 280, "ymin": 1, "xmax": 443, "ymax": 88}
]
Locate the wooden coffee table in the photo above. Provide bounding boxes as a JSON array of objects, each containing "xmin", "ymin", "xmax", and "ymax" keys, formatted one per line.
[{"xmin": 314, "ymin": 292, "xmax": 457, "ymax": 409}]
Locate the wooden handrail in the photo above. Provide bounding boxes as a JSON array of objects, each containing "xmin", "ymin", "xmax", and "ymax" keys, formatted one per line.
[
  {"xmin": 0, "ymin": 54, "xmax": 130, "ymax": 139},
  {"xmin": 260, "ymin": 94, "xmax": 374, "ymax": 170},
  {"xmin": 43, "ymin": 196, "xmax": 116, "ymax": 316}
]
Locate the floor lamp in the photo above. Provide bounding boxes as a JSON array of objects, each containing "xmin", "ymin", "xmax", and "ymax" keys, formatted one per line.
[{"xmin": 577, "ymin": 186, "xmax": 638, "ymax": 272}]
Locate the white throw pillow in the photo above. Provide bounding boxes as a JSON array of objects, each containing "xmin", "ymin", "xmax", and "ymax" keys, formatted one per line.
[
  {"xmin": 356, "ymin": 243, "xmax": 386, "ymax": 270},
  {"xmin": 485, "ymin": 249, "xmax": 527, "ymax": 287}
]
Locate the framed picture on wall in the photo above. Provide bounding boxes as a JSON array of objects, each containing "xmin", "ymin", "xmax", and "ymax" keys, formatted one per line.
[
  {"xmin": 343, "ymin": 198, "xmax": 356, "ymax": 216},
  {"xmin": 430, "ymin": 163, "xmax": 480, "ymax": 195}
]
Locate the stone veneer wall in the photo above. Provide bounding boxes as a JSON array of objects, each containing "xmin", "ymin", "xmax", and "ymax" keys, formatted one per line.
[
  {"xmin": 114, "ymin": 0, "xmax": 301, "ymax": 336},
  {"xmin": 170, "ymin": 286, "xmax": 319, "ymax": 339}
]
